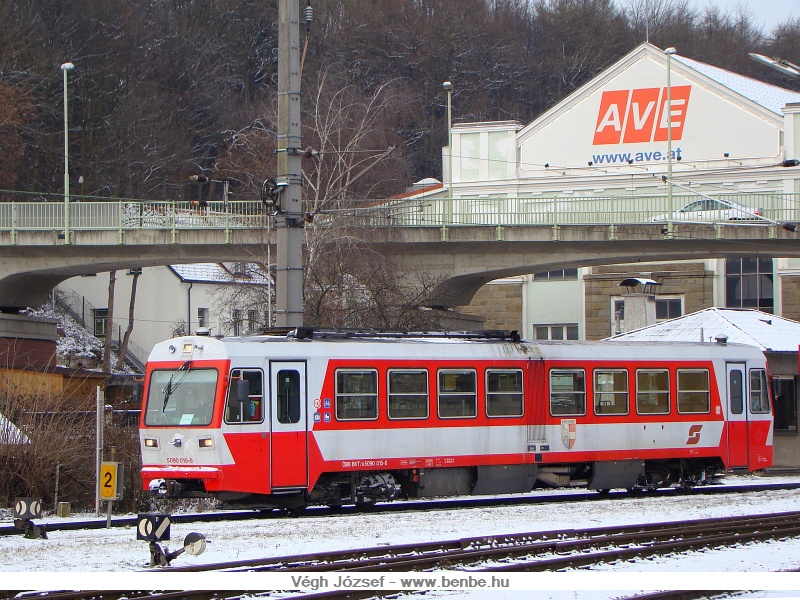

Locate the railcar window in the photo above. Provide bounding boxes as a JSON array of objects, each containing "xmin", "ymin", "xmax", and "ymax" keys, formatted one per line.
[
  {"xmin": 636, "ymin": 369, "xmax": 670, "ymax": 414},
  {"xmin": 388, "ymin": 369, "xmax": 429, "ymax": 419},
  {"xmin": 594, "ymin": 370, "xmax": 628, "ymax": 415},
  {"xmin": 729, "ymin": 369, "xmax": 744, "ymax": 415},
  {"xmin": 226, "ymin": 369, "xmax": 265, "ymax": 424},
  {"xmin": 677, "ymin": 369, "xmax": 710, "ymax": 414},
  {"xmin": 336, "ymin": 370, "xmax": 378, "ymax": 420},
  {"xmin": 145, "ymin": 368, "xmax": 218, "ymax": 426},
  {"xmin": 438, "ymin": 369, "xmax": 477, "ymax": 418},
  {"xmin": 549, "ymin": 370, "xmax": 586, "ymax": 416},
  {"xmin": 276, "ymin": 369, "xmax": 301, "ymax": 424},
  {"xmin": 750, "ymin": 369, "xmax": 771, "ymax": 414},
  {"xmin": 486, "ymin": 369, "xmax": 524, "ymax": 416}
]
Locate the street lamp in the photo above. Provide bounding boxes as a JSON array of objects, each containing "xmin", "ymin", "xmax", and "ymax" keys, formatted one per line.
[
  {"xmin": 61, "ymin": 62, "xmax": 74, "ymax": 244},
  {"xmin": 664, "ymin": 47, "xmax": 676, "ymax": 237},
  {"xmin": 748, "ymin": 53, "xmax": 800, "ymax": 78},
  {"xmin": 443, "ymin": 81, "xmax": 453, "ymax": 225}
]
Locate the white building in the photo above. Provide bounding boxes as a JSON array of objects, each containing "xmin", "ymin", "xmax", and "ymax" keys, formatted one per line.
[
  {"xmin": 57, "ymin": 262, "xmax": 271, "ymax": 368},
  {"xmin": 423, "ymin": 42, "xmax": 800, "ymax": 341}
]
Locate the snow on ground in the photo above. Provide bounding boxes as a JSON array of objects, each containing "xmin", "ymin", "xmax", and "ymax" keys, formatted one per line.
[{"xmin": 3, "ymin": 474, "xmax": 800, "ymax": 597}]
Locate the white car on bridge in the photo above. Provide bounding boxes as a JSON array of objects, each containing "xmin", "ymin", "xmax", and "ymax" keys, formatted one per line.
[{"xmin": 651, "ymin": 198, "xmax": 764, "ymax": 223}]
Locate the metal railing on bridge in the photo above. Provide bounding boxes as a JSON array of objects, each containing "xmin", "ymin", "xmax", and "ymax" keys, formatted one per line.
[
  {"xmin": 372, "ymin": 192, "xmax": 800, "ymax": 228},
  {"xmin": 0, "ymin": 198, "xmax": 271, "ymax": 242},
  {"xmin": 0, "ymin": 192, "xmax": 798, "ymax": 238}
]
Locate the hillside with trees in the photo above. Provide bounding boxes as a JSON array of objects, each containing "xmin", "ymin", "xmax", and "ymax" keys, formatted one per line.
[{"xmin": 0, "ymin": 0, "xmax": 797, "ymax": 207}]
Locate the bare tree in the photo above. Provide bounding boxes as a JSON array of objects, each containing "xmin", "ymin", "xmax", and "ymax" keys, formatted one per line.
[
  {"xmin": 303, "ymin": 224, "xmax": 451, "ymax": 329},
  {"xmin": 102, "ymin": 271, "xmax": 116, "ymax": 374},
  {"xmin": 115, "ymin": 270, "xmax": 139, "ymax": 370}
]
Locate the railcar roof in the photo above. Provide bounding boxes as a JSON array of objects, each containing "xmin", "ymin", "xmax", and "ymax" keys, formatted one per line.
[{"xmin": 150, "ymin": 332, "xmax": 764, "ymax": 363}]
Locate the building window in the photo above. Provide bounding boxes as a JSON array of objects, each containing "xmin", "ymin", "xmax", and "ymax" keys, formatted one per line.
[
  {"xmin": 677, "ymin": 369, "xmax": 710, "ymax": 414},
  {"xmin": 438, "ymin": 369, "xmax": 477, "ymax": 418},
  {"xmin": 612, "ymin": 298, "xmax": 625, "ymax": 336},
  {"xmin": 197, "ymin": 308, "xmax": 208, "ymax": 328},
  {"xmin": 93, "ymin": 308, "xmax": 108, "ymax": 337},
  {"xmin": 656, "ymin": 297, "xmax": 683, "ymax": 320},
  {"xmin": 772, "ymin": 377, "xmax": 797, "ymax": 432},
  {"xmin": 388, "ymin": 369, "xmax": 428, "ymax": 419},
  {"xmin": 533, "ymin": 268, "xmax": 578, "ymax": 281},
  {"xmin": 636, "ymin": 369, "xmax": 670, "ymax": 414},
  {"xmin": 460, "ymin": 132, "xmax": 480, "ymax": 181},
  {"xmin": 336, "ymin": 369, "xmax": 378, "ymax": 420},
  {"xmin": 726, "ymin": 257, "xmax": 773, "ymax": 313},
  {"xmin": 128, "ymin": 267, "xmax": 143, "ymax": 275},
  {"xmin": 534, "ymin": 324, "xmax": 579, "ymax": 340},
  {"xmin": 247, "ymin": 309, "xmax": 257, "ymax": 332},
  {"xmin": 549, "ymin": 369, "xmax": 586, "ymax": 416},
  {"xmin": 611, "ymin": 296, "xmax": 684, "ymax": 335},
  {"xmin": 594, "ymin": 369, "xmax": 628, "ymax": 415},
  {"xmin": 231, "ymin": 309, "xmax": 242, "ymax": 336},
  {"xmin": 486, "ymin": 369, "xmax": 524, "ymax": 417}
]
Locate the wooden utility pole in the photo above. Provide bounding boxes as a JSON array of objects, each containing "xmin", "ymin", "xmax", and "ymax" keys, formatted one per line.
[{"xmin": 275, "ymin": 0, "xmax": 305, "ymax": 327}]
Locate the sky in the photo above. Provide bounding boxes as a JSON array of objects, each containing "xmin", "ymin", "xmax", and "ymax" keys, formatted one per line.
[
  {"xmin": 689, "ymin": 0, "xmax": 797, "ymax": 32},
  {"xmin": 615, "ymin": 0, "xmax": 799, "ymax": 34}
]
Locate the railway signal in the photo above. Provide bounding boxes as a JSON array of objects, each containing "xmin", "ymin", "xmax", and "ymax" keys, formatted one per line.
[
  {"xmin": 137, "ymin": 513, "xmax": 171, "ymax": 542},
  {"xmin": 137, "ymin": 513, "xmax": 207, "ymax": 567},
  {"xmin": 13, "ymin": 497, "xmax": 47, "ymax": 539}
]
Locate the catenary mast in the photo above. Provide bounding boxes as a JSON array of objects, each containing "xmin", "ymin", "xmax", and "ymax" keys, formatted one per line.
[{"xmin": 275, "ymin": 0, "xmax": 304, "ymax": 327}]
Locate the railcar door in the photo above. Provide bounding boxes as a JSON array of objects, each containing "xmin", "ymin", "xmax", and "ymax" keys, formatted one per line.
[
  {"xmin": 726, "ymin": 362, "xmax": 749, "ymax": 469},
  {"xmin": 270, "ymin": 362, "xmax": 308, "ymax": 488}
]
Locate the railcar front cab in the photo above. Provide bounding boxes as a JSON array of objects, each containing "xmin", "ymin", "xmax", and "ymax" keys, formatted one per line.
[
  {"xmin": 140, "ymin": 355, "xmax": 226, "ymax": 498},
  {"xmin": 140, "ymin": 335, "xmax": 310, "ymax": 509}
]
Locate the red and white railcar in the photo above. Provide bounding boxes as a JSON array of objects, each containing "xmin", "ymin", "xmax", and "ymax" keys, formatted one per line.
[{"xmin": 139, "ymin": 329, "xmax": 773, "ymax": 509}]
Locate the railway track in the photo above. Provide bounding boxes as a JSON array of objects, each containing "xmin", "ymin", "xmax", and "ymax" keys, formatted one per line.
[
  {"xmin": 2, "ymin": 479, "xmax": 797, "ymax": 538},
  {"xmin": 159, "ymin": 509, "xmax": 800, "ymax": 573},
  {"xmin": 6, "ymin": 511, "xmax": 799, "ymax": 600}
]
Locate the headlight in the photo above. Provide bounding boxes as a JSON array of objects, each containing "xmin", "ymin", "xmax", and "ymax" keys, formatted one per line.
[
  {"xmin": 198, "ymin": 437, "xmax": 214, "ymax": 449},
  {"xmin": 144, "ymin": 437, "xmax": 159, "ymax": 448}
]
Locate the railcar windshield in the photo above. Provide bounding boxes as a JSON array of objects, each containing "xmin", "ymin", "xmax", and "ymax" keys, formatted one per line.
[{"xmin": 144, "ymin": 367, "xmax": 218, "ymax": 426}]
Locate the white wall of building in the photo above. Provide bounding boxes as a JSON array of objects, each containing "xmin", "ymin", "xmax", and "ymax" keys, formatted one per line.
[
  {"xmin": 58, "ymin": 266, "xmax": 243, "ymax": 364},
  {"xmin": 437, "ymin": 42, "xmax": 800, "ymax": 338}
]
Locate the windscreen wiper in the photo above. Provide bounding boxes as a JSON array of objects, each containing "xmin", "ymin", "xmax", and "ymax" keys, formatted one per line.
[{"xmin": 162, "ymin": 361, "xmax": 192, "ymax": 412}]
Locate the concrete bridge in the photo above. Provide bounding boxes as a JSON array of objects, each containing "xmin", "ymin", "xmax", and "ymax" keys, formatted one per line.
[{"xmin": 0, "ymin": 197, "xmax": 797, "ymax": 310}]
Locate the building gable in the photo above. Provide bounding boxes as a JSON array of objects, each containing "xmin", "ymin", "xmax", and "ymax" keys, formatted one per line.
[{"xmin": 517, "ymin": 43, "xmax": 796, "ymax": 179}]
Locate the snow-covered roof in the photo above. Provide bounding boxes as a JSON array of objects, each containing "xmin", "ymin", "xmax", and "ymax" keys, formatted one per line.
[
  {"xmin": 607, "ymin": 307, "xmax": 800, "ymax": 352},
  {"xmin": 674, "ymin": 54, "xmax": 800, "ymax": 116},
  {"xmin": 0, "ymin": 411, "xmax": 30, "ymax": 445},
  {"xmin": 169, "ymin": 263, "xmax": 271, "ymax": 285}
]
